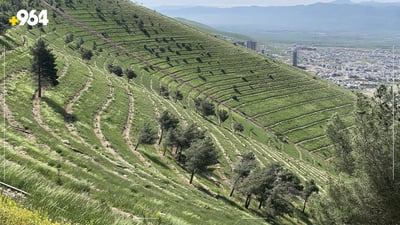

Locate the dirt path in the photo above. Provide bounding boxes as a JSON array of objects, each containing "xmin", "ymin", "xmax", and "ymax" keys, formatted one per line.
[
  {"xmin": 144, "ymin": 79, "xmax": 229, "ymax": 193},
  {"xmin": 121, "ymin": 83, "xmax": 155, "ymax": 170},
  {"xmin": 0, "ymin": 72, "xmax": 136, "ymax": 188},
  {"xmin": 57, "ymin": 55, "xmax": 70, "ymax": 80},
  {"xmin": 92, "ymin": 75, "xmax": 183, "ymax": 196},
  {"xmin": 123, "ymin": 82, "xmax": 194, "ymax": 192},
  {"xmin": 209, "ymin": 133, "xmax": 234, "ymax": 171},
  {"xmin": 65, "ymin": 66, "xmax": 93, "ymax": 133},
  {"xmin": 143, "ymin": 83, "xmax": 192, "ymax": 184},
  {"xmin": 92, "ymin": 74, "xmax": 122, "ymax": 161},
  {"xmin": 44, "ymin": 0, "xmax": 333, "ymax": 189},
  {"xmin": 32, "ymin": 92, "xmax": 65, "ymax": 142},
  {"xmin": 1, "ymin": 71, "xmax": 39, "ymax": 142}
]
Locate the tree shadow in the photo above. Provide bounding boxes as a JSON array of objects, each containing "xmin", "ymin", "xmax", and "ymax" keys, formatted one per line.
[
  {"xmin": 215, "ymin": 194, "xmax": 245, "ymax": 210},
  {"xmin": 42, "ymin": 97, "xmax": 78, "ymax": 123},
  {"xmin": 141, "ymin": 151, "xmax": 169, "ymax": 170},
  {"xmin": 246, "ymin": 209, "xmax": 280, "ymax": 225},
  {"xmin": 195, "ymin": 185, "xmax": 216, "ymax": 198}
]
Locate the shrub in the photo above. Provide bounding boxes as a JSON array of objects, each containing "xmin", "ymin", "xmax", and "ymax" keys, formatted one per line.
[
  {"xmin": 80, "ymin": 48, "xmax": 93, "ymax": 60},
  {"xmin": 107, "ymin": 64, "xmax": 123, "ymax": 76},
  {"xmin": 126, "ymin": 69, "xmax": 137, "ymax": 80},
  {"xmin": 160, "ymin": 86, "xmax": 169, "ymax": 98},
  {"xmin": 233, "ymin": 123, "xmax": 244, "ymax": 133},
  {"xmin": 64, "ymin": 33, "xmax": 74, "ymax": 44}
]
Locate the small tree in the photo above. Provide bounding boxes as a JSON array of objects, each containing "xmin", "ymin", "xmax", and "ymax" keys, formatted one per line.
[
  {"xmin": 135, "ymin": 123, "xmax": 157, "ymax": 150},
  {"xmin": 217, "ymin": 109, "xmax": 229, "ymax": 125},
  {"xmin": 194, "ymin": 98, "xmax": 215, "ymax": 117},
  {"xmin": 160, "ymin": 86, "xmax": 169, "ymax": 98},
  {"xmin": 30, "ymin": 39, "xmax": 59, "ymax": 98},
  {"xmin": 108, "ymin": 64, "xmax": 123, "ymax": 76},
  {"xmin": 76, "ymin": 37, "xmax": 84, "ymax": 49},
  {"xmin": 179, "ymin": 124, "xmax": 205, "ymax": 150},
  {"xmin": 158, "ymin": 111, "xmax": 179, "ymax": 145},
  {"xmin": 176, "ymin": 124, "xmax": 205, "ymax": 161},
  {"xmin": 163, "ymin": 128, "xmax": 180, "ymax": 155},
  {"xmin": 81, "ymin": 48, "xmax": 93, "ymax": 60},
  {"xmin": 126, "ymin": 69, "xmax": 137, "ymax": 82},
  {"xmin": 185, "ymin": 138, "xmax": 218, "ymax": 184},
  {"xmin": 230, "ymin": 152, "xmax": 256, "ymax": 197},
  {"xmin": 239, "ymin": 163, "xmax": 303, "ymax": 209},
  {"xmin": 92, "ymin": 40, "xmax": 97, "ymax": 50},
  {"xmin": 266, "ymin": 190, "xmax": 292, "ymax": 217},
  {"xmin": 326, "ymin": 113, "xmax": 354, "ymax": 174},
  {"xmin": 65, "ymin": 33, "xmax": 74, "ymax": 44},
  {"xmin": 238, "ymin": 168, "xmax": 264, "ymax": 209},
  {"xmin": 233, "ymin": 123, "xmax": 244, "ymax": 133},
  {"xmin": 173, "ymin": 90, "xmax": 183, "ymax": 102},
  {"xmin": 302, "ymin": 179, "xmax": 319, "ymax": 213}
]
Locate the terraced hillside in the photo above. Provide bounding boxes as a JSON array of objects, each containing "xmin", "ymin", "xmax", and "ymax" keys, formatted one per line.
[
  {"xmin": 0, "ymin": 0, "xmax": 355, "ymax": 224},
  {"xmin": 42, "ymin": 0, "xmax": 355, "ymax": 157}
]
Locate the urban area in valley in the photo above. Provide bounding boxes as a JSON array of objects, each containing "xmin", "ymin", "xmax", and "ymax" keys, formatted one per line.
[{"xmin": 232, "ymin": 38, "xmax": 399, "ymax": 91}]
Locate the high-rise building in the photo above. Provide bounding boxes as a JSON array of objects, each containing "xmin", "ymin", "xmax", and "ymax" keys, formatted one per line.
[
  {"xmin": 293, "ymin": 48, "xmax": 298, "ymax": 67},
  {"xmin": 246, "ymin": 41, "xmax": 257, "ymax": 51}
]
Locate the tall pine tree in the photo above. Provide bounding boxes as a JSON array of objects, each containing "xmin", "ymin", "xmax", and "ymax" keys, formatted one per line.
[
  {"xmin": 311, "ymin": 85, "xmax": 400, "ymax": 224},
  {"xmin": 31, "ymin": 39, "xmax": 58, "ymax": 98}
]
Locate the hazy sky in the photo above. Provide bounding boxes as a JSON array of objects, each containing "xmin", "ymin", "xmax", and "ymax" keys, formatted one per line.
[{"xmin": 138, "ymin": 0, "xmax": 400, "ymax": 7}]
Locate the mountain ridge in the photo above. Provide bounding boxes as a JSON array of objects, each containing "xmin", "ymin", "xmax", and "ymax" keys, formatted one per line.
[{"xmin": 154, "ymin": 2, "xmax": 400, "ymax": 36}]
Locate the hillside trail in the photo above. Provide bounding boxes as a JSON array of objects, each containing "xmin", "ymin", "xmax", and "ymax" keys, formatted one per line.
[
  {"xmin": 89, "ymin": 73, "xmax": 186, "ymax": 197},
  {"xmin": 1, "ymin": 29, "xmax": 187, "ymax": 211},
  {"xmin": 0, "ymin": 73, "xmax": 125, "ymax": 187},
  {"xmin": 60, "ymin": 63, "xmax": 158, "ymax": 184},
  {"xmin": 32, "ymin": 89, "xmax": 67, "ymax": 143},
  {"xmin": 57, "ymin": 55, "xmax": 70, "ymax": 80},
  {"xmin": 94, "ymin": 58, "xmax": 193, "ymax": 193},
  {"xmin": 145, "ymin": 79, "xmax": 227, "ymax": 191},
  {"xmin": 1, "ymin": 32, "xmax": 29, "ymax": 53},
  {"xmin": 31, "ymin": 90, "xmax": 95, "ymax": 172},
  {"xmin": 252, "ymin": 95, "xmax": 334, "ymax": 118},
  {"xmin": 283, "ymin": 119, "xmax": 330, "ymax": 135},
  {"xmin": 142, "ymin": 81, "xmax": 197, "ymax": 184},
  {"xmin": 44, "ymin": 0, "xmax": 332, "ymax": 186},
  {"xmin": 312, "ymin": 144, "xmax": 333, "ymax": 153},
  {"xmin": 25, "ymin": 61, "xmax": 149, "ymax": 189},
  {"xmin": 41, "ymin": 0, "xmax": 278, "ymax": 138},
  {"xmin": 270, "ymin": 103, "xmax": 352, "ymax": 128},
  {"xmin": 121, "ymin": 81, "xmax": 156, "ymax": 171},
  {"xmin": 172, "ymin": 84, "xmax": 331, "ymax": 184},
  {"xmin": 1, "ymin": 71, "xmax": 42, "ymax": 138},
  {"xmin": 92, "ymin": 73, "xmax": 129, "ymax": 164},
  {"xmin": 63, "ymin": 62, "xmax": 120, "ymax": 165},
  {"xmin": 121, "ymin": 82, "xmax": 195, "ymax": 193},
  {"xmin": 154, "ymin": 78, "xmax": 236, "ymax": 185}
]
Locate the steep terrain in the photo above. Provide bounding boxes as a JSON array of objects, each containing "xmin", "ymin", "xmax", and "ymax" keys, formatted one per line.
[{"xmin": 0, "ymin": 0, "xmax": 356, "ymax": 224}]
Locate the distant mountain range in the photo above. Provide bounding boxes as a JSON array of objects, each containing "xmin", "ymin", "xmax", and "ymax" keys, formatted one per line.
[{"xmin": 154, "ymin": 2, "xmax": 400, "ymax": 44}]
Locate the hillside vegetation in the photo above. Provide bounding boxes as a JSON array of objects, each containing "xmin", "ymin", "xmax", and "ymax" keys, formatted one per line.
[{"xmin": 0, "ymin": 0, "xmax": 357, "ymax": 224}]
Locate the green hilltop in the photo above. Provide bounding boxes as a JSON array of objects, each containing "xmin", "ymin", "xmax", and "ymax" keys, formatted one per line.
[{"xmin": 0, "ymin": 0, "xmax": 357, "ymax": 224}]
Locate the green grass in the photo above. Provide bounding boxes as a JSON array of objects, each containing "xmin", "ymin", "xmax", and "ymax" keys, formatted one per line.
[{"xmin": 0, "ymin": 0, "xmax": 357, "ymax": 224}]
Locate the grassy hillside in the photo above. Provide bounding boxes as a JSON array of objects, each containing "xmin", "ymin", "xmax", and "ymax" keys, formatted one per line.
[
  {"xmin": 0, "ymin": 0, "xmax": 355, "ymax": 224},
  {"xmin": 43, "ymin": 0, "xmax": 356, "ymax": 157}
]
